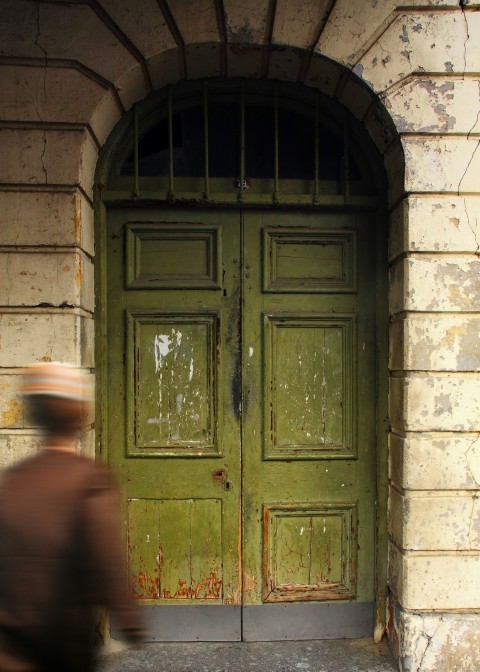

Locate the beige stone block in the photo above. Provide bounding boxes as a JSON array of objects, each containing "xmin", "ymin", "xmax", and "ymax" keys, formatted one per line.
[
  {"xmin": 383, "ymin": 141, "xmax": 405, "ymax": 208},
  {"xmin": 0, "ymin": 0, "xmax": 45, "ymax": 59},
  {"xmin": 273, "ymin": 0, "xmax": 331, "ymax": 49},
  {"xmin": 389, "ymin": 433, "xmax": 480, "ymax": 491},
  {"xmin": 168, "ymin": 0, "xmax": 219, "ymax": 43},
  {"xmin": 390, "ymin": 256, "xmax": 480, "ymax": 314},
  {"xmin": 390, "ymin": 374, "xmax": 480, "ymax": 432},
  {"xmin": 37, "ymin": 3, "xmax": 138, "ymax": 86},
  {"xmin": 385, "ymin": 77, "xmax": 480, "ymax": 135},
  {"xmin": 389, "ymin": 198, "xmax": 407, "ymax": 261},
  {"xmin": 403, "ymin": 136, "xmax": 480, "ymax": 194},
  {"xmin": 0, "ymin": 433, "xmax": 41, "ymax": 468},
  {"xmin": 363, "ymin": 100, "xmax": 398, "ymax": 155},
  {"xmin": 268, "ymin": 47, "xmax": 303, "ymax": 82},
  {"xmin": 318, "ymin": 1, "xmax": 455, "ymax": 70},
  {"xmin": 0, "ymin": 65, "xmax": 106, "ymax": 128},
  {"xmin": 80, "ymin": 429, "xmax": 96, "ymax": 459},
  {"xmin": 227, "ymin": 44, "xmax": 263, "ymax": 79},
  {"xmin": 0, "ymin": 374, "xmax": 25, "ymax": 429},
  {"xmin": 304, "ymin": 55, "xmax": 343, "ymax": 97},
  {"xmin": 393, "ymin": 608, "xmax": 480, "ymax": 672},
  {"xmin": 79, "ymin": 132, "xmax": 99, "ymax": 200},
  {"xmin": 0, "ymin": 190, "xmax": 94, "ymax": 257},
  {"xmin": 354, "ymin": 12, "xmax": 472, "ymax": 93},
  {"xmin": 96, "ymin": 0, "xmax": 175, "ymax": 58},
  {"xmin": 389, "ymin": 542, "xmax": 480, "ymax": 610},
  {"xmin": 0, "ymin": 129, "xmax": 97, "ymax": 197},
  {"xmin": 0, "ymin": 430, "xmax": 95, "ymax": 467},
  {"xmin": 223, "ymin": 0, "xmax": 269, "ymax": 45},
  {"xmin": 147, "ymin": 49, "xmax": 182, "ymax": 92},
  {"xmin": 389, "ymin": 196, "xmax": 480, "ymax": 260},
  {"xmin": 0, "ymin": 250, "xmax": 94, "ymax": 312},
  {"xmin": 0, "ymin": 311, "xmax": 94, "ymax": 368},
  {"xmin": 338, "ymin": 78, "xmax": 375, "ymax": 123},
  {"xmin": 90, "ymin": 90, "xmax": 122, "ymax": 148},
  {"xmin": 186, "ymin": 43, "xmax": 222, "ymax": 81},
  {"xmin": 115, "ymin": 65, "xmax": 150, "ymax": 112},
  {"xmin": 0, "ymin": 371, "xmax": 94, "ymax": 431},
  {"xmin": 389, "ymin": 488, "xmax": 479, "ymax": 551},
  {"xmin": 390, "ymin": 316, "xmax": 480, "ymax": 371}
]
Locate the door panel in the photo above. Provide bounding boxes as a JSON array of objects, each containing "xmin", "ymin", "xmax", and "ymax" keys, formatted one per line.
[
  {"xmin": 107, "ymin": 208, "xmax": 242, "ymax": 639},
  {"xmin": 241, "ymin": 210, "xmax": 376, "ymax": 638},
  {"xmin": 105, "ymin": 206, "xmax": 376, "ymax": 641}
]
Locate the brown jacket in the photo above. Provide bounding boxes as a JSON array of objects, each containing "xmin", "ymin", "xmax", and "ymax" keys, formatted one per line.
[{"xmin": 0, "ymin": 450, "xmax": 143, "ymax": 672}]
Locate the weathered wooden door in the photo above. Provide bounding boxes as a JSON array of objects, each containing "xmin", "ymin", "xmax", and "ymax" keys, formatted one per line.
[{"xmin": 105, "ymin": 205, "xmax": 376, "ymax": 641}]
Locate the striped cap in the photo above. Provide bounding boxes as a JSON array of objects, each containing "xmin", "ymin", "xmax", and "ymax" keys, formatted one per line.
[{"xmin": 22, "ymin": 362, "xmax": 92, "ymax": 402}]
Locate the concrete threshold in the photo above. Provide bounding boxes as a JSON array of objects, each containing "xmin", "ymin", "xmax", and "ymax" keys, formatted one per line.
[{"xmin": 97, "ymin": 638, "xmax": 398, "ymax": 672}]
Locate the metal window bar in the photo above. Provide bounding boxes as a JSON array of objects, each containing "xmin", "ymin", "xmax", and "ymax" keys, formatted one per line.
[
  {"xmin": 314, "ymin": 95, "xmax": 319, "ymax": 204},
  {"xmin": 274, "ymin": 83, "xmax": 279, "ymax": 202},
  {"xmin": 238, "ymin": 83, "xmax": 246, "ymax": 203},
  {"xmin": 204, "ymin": 82, "xmax": 210, "ymax": 199},
  {"xmin": 343, "ymin": 113, "xmax": 350, "ymax": 202},
  {"xmin": 133, "ymin": 104, "xmax": 139, "ymax": 196},
  {"xmin": 168, "ymin": 86, "xmax": 174, "ymax": 199}
]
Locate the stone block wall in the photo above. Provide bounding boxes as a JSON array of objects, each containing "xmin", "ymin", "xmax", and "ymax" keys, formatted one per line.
[{"xmin": 0, "ymin": 63, "xmax": 103, "ymax": 463}]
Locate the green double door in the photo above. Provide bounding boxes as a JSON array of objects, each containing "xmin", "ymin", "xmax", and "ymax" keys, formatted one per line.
[{"xmin": 105, "ymin": 207, "xmax": 377, "ymax": 641}]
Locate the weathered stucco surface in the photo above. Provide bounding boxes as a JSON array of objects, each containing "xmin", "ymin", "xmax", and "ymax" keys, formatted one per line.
[{"xmin": 1, "ymin": 1, "xmax": 480, "ymax": 670}]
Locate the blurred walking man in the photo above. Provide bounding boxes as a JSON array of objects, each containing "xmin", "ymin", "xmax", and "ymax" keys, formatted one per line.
[{"xmin": 0, "ymin": 363, "xmax": 144, "ymax": 672}]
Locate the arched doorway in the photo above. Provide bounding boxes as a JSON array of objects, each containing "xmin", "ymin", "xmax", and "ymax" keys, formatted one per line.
[{"xmin": 96, "ymin": 78, "xmax": 388, "ymax": 642}]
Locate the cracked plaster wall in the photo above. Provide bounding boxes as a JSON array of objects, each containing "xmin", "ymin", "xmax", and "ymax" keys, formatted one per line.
[{"xmin": 0, "ymin": 1, "xmax": 480, "ymax": 670}]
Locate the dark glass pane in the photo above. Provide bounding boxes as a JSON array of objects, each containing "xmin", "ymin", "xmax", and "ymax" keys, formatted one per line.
[
  {"xmin": 120, "ymin": 96, "xmax": 361, "ymax": 182},
  {"xmin": 208, "ymin": 103, "xmax": 239, "ymax": 178},
  {"xmin": 122, "ymin": 109, "xmax": 205, "ymax": 177},
  {"xmin": 245, "ymin": 105, "xmax": 275, "ymax": 179},
  {"xmin": 278, "ymin": 108, "xmax": 315, "ymax": 179}
]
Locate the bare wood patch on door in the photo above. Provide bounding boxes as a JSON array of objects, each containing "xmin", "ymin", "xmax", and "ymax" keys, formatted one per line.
[
  {"xmin": 126, "ymin": 311, "xmax": 221, "ymax": 457},
  {"xmin": 128, "ymin": 498, "xmax": 223, "ymax": 602},
  {"xmin": 262, "ymin": 503, "xmax": 357, "ymax": 602},
  {"xmin": 263, "ymin": 314, "xmax": 357, "ymax": 460}
]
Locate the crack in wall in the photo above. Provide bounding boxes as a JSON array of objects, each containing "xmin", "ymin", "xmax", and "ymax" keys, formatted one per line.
[
  {"xmin": 40, "ymin": 133, "xmax": 48, "ymax": 184},
  {"xmin": 463, "ymin": 198, "xmax": 480, "ymax": 256},
  {"xmin": 460, "ymin": 1, "xmax": 470, "ymax": 78},
  {"xmin": 465, "ymin": 432, "xmax": 480, "ymax": 487},
  {"xmin": 457, "ymin": 140, "xmax": 480, "ymax": 195},
  {"xmin": 417, "ymin": 616, "xmax": 442, "ymax": 672}
]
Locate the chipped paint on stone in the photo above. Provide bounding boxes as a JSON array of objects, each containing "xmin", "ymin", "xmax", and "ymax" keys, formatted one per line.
[
  {"xmin": 384, "ymin": 77, "xmax": 480, "ymax": 135},
  {"xmin": 390, "ymin": 256, "xmax": 480, "ymax": 314},
  {"xmin": 403, "ymin": 136, "xmax": 480, "ymax": 194},
  {"xmin": 390, "ymin": 316, "xmax": 480, "ymax": 371},
  {"xmin": 390, "ymin": 375, "xmax": 480, "ymax": 432},
  {"xmin": 354, "ymin": 12, "xmax": 472, "ymax": 93}
]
